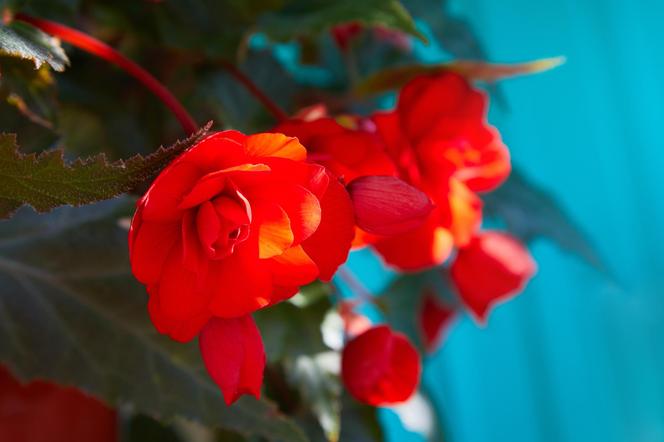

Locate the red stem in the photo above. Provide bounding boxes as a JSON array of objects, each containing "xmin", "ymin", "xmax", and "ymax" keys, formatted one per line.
[
  {"xmin": 14, "ymin": 13, "xmax": 198, "ymax": 134},
  {"xmin": 222, "ymin": 62, "xmax": 288, "ymax": 123}
]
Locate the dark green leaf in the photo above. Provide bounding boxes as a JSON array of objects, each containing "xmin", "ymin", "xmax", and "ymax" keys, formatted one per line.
[
  {"xmin": 259, "ymin": 0, "xmax": 426, "ymax": 43},
  {"xmin": 338, "ymin": 393, "xmax": 384, "ymax": 442},
  {"xmin": 0, "ymin": 123, "xmax": 211, "ymax": 218},
  {"xmin": 255, "ymin": 296, "xmax": 331, "ymax": 363},
  {"xmin": 0, "ymin": 200, "xmax": 306, "ymax": 442},
  {"xmin": 483, "ymin": 169, "xmax": 607, "ymax": 273},
  {"xmin": 0, "ymin": 22, "xmax": 69, "ymax": 71},
  {"xmin": 356, "ymin": 57, "xmax": 564, "ymax": 96},
  {"xmin": 379, "ymin": 270, "xmax": 457, "ymax": 350}
]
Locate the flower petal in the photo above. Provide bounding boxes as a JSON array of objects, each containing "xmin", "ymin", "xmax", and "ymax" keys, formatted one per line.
[
  {"xmin": 372, "ymin": 209, "xmax": 453, "ymax": 271},
  {"xmin": 244, "ymin": 133, "xmax": 306, "ymax": 161},
  {"xmin": 301, "ymin": 173, "xmax": 354, "ymax": 281},
  {"xmin": 130, "ymin": 220, "xmax": 180, "ymax": 285},
  {"xmin": 199, "ymin": 316, "xmax": 265, "ymax": 405},
  {"xmin": 268, "ymin": 245, "xmax": 319, "ymax": 287},
  {"xmin": 255, "ymin": 202, "xmax": 294, "ymax": 259}
]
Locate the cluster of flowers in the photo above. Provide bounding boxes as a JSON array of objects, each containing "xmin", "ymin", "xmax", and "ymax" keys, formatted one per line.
[{"xmin": 129, "ymin": 71, "xmax": 536, "ymax": 407}]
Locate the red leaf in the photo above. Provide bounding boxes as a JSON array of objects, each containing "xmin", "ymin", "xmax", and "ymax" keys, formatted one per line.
[{"xmin": 347, "ymin": 176, "xmax": 434, "ymax": 236}]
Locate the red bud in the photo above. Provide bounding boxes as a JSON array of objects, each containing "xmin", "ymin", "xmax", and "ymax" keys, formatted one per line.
[
  {"xmin": 347, "ymin": 176, "xmax": 434, "ymax": 236},
  {"xmin": 419, "ymin": 292, "xmax": 455, "ymax": 353},
  {"xmin": 341, "ymin": 325, "xmax": 421, "ymax": 406}
]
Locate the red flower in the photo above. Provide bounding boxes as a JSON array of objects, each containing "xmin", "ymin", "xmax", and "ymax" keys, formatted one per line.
[
  {"xmin": 341, "ymin": 325, "xmax": 420, "ymax": 406},
  {"xmin": 419, "ymin": 292, "xmax": 455, "ymax": 352},
  {"xmin": 331, "ymin": 23, "xmax": 363, "ymax": 51},
  {"xmin": 129, "ymin": 131, "xmax": 355, "ymax": 403},
  {"xmin": 0, "ymin": 365, "xmax": 117, "ymax": 442},
  {"xmin": 368, "ymin": 72, "xmax": 510, "ymax": 270},
  {"xmin": 450, "ymin": 231, "xmax": 536, "ymax": 322},
  {"xmin": 274, "ymin": 115, "xmax": 395, "ymax": 183}
]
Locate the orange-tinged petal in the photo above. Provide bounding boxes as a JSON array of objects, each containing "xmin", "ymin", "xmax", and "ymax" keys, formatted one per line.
[
  {"xmin": 269, "ymin": 245, "xmax": 319, "ymax": 287},
  {"xmin": 244, "ymin": 133, "xmax": 307, "ymax": 161},
  {"xmin": 373, "ymin": 209, "xmax": 454, "ymax": 271},
  {"xmin": 178, "ymin": 164, "xmax": 270, "ymax": 209},
  {"xmin": 446, "ymin": 179, "xmax": 482, "ymax": 247},
  {"xmin": 256, "ymin": 202, "xmax": 294, "ymax": 259}
]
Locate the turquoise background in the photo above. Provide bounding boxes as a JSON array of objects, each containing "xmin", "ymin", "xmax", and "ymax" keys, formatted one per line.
[{"xmin": 346, "ymin": 1, "xmax": 664, "ymax": 441}]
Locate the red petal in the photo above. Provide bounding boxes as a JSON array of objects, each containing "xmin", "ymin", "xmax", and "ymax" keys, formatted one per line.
[
  {"xmin": 177, "ymin": 131, "xmax": 248, "ymax": 171},
  {"xmin": 301, "ymin": 173, "xmax": 355, "ymax": 281},
  {"xmin": 0, "ymin": 366, "xmax": 118, "ymax": 442},
  {"xmin": 152, "ymin": 239, "xmax": 212, "ymax": 327},
  {"xmin": 244, "ymin": 133, "xmax": 307, "ymax": 161},
  {"xmin": 178, "ymin": 164, "xmax": 271, "ymax": 210},
  {"xmin": 341, "ymin": 325, "xmax": 420, "ymax": 406},
  {"xmin": 347, "ymin": 176, "xmax": 434, "ymax": 235},
  {"xmin": 398, "ymin": 73, "xmax": 486, "ymax": 142},
  {"xmin": 148, "ymin": 294, "xmax": 211, "ymax": 343},
  {"xmin": 141, "ymin": 161, "xmax": 202, "ymax": 221},
  {"xmin": 255, "ymin": 202, "xmax": 294, "ymax": 259},
  {"xmin": 450, "ymin": 231, "xmax": 536, "ymax": 322},
  {"xmin": 208, "ymin": 238, "xmax": 273, "ymax": 318},
  {"xmin": 372, "ymin": 209, "xmax": 453, "ymax": 271},
  {"xmin": 130, "ymin": 219, "xmax": 179, "ymax": 285},
  {"xmin": 268, "ymin": 245, "xmax": 319, "ymax": 287},
  {"xmin": 419, "ymin": 292, "xmax": 455, "ymax": 353},
  {"xmin": 199, "ymin": 316, "xmax": 265, "ymax": 405},
  {"xmin": 445, "ymin": 178, "xmax": 483, "ymax": 247}
]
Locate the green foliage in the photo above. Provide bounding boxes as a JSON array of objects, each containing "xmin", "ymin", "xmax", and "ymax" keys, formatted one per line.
[
  {"xmin": 0, "ymin": 199, "xmax": 306, "ymax": 441},
  {"xmin": 356, "ymin": 57, "xmax": 565, "ymax": 96},
  {"xmin": 259, "ymin": 0, "xmax": 426, "ymax": 43},
  {"xmin": 483, "ymin": 169, "xmax": 607, "ymax": 273},
  {"xmin": 0, "ymin": 124, "xmax": 211, "ymax": 218},
  {"xmin": 0, "ymin": 21, "xmax": 69, "ymax": 71}
]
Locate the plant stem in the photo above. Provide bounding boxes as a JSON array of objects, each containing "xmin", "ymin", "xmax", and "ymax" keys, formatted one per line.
[
  {"xmin": 221, "ymin": 62, "xmax": 288, "ymax": 123},
  {"xmin": 14, "ymin": 13, "xmax": 199, "ymax": 134}
]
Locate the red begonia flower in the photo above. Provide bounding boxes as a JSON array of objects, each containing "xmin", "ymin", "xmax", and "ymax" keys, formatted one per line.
[
  {"xmin": 274, "ymin": 116, "xmax": 396, "ymax": 183},
  {"xmin": 129, "ymin": 131, "xmax": 354, "ymax": 343},
  {"xmin": 199, "ymin": 315, "xmax": 265, "ymax": 405},
  {"xmin": 341, "ymin": 325, "xmax": 420, "ymax": 406},
  {"xmin": 365, "ymin": 72, "xmax": 509, "ymax": 270},
  {"xmin": 0, "ymin": 365, "xmax": 117, "ymax": 442},
  {"xmin": 450, "ymin": 231, "xmax": 536, "ymax": 322},
  {"xmin": 419, "ymin": 292, "xmax": 455, "ymax": 353}
]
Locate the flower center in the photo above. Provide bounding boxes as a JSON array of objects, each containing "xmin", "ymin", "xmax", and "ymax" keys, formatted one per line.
[{"xmin": 195, "ymin": 188, "xmax": 252, "ymax": 260}]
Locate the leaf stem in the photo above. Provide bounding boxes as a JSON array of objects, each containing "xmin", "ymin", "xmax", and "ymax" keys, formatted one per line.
[
  {"xmin": 221, "ymin": 62, "xmax": 288, "ymax": 123},
  {"xmin": 14, "ymin": 13, "xmax": 199, "ymax": 134}
]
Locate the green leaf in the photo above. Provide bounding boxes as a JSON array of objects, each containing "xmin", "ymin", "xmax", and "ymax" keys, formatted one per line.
[
  {"xmin": 356, "ymin": 57, "xmax": 565, "ymax": 96},
  {"xmin": 0, "ymin": 200, "xmax": 306, "ymax": 442},
  {"xmin": 255, "ymin": 296, "xmax": 331, "ymax": 363},
  {"xmin": 0, "ymin": 123, "xmax": 212, "ymax": 218},
  {"xmin": 259, "ymin": 0, "xmax": 426, "ymax": 43},
  {"xmin": 0, "ymin": 22, "xmax": 69, "ymax": 71},
  {"xmin": 379, "ymin": 270, "xmax": 456, "ymax": 350},
  {"xmin": 285, "ymin": 353, "xmax": 341, "ymax": 442},
  {"xmin": 338, "ymin": 393, "xmax": 384, "ymax": 442},
  {"xmin": 483, "ymin": 169, "xmax": 607, "ymax": 273}
]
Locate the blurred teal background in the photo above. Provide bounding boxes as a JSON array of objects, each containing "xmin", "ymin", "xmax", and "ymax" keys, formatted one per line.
[{"xmin": 346, "ymin": 0, "xmax": 664, "ymax": 440}]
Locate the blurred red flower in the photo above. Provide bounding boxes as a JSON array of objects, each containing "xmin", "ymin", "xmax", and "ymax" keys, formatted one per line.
[
  {"xmin": 369, "ymin": 72, "xmax": 510, "ymax": 270},
  {"xmin": 419, "ymin": 292, "xmax": 456, "ymax": 352},
  {"xmin": 341, "ymin": 325, "xmax": 420, "ymax": 406},
  {"xmin": 0, "ymin": 365, "xmax": 117, "ymax": 442},
  {"xmin": 450, "ymin": 231, "xmax": 536, "ymax": 322}
]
